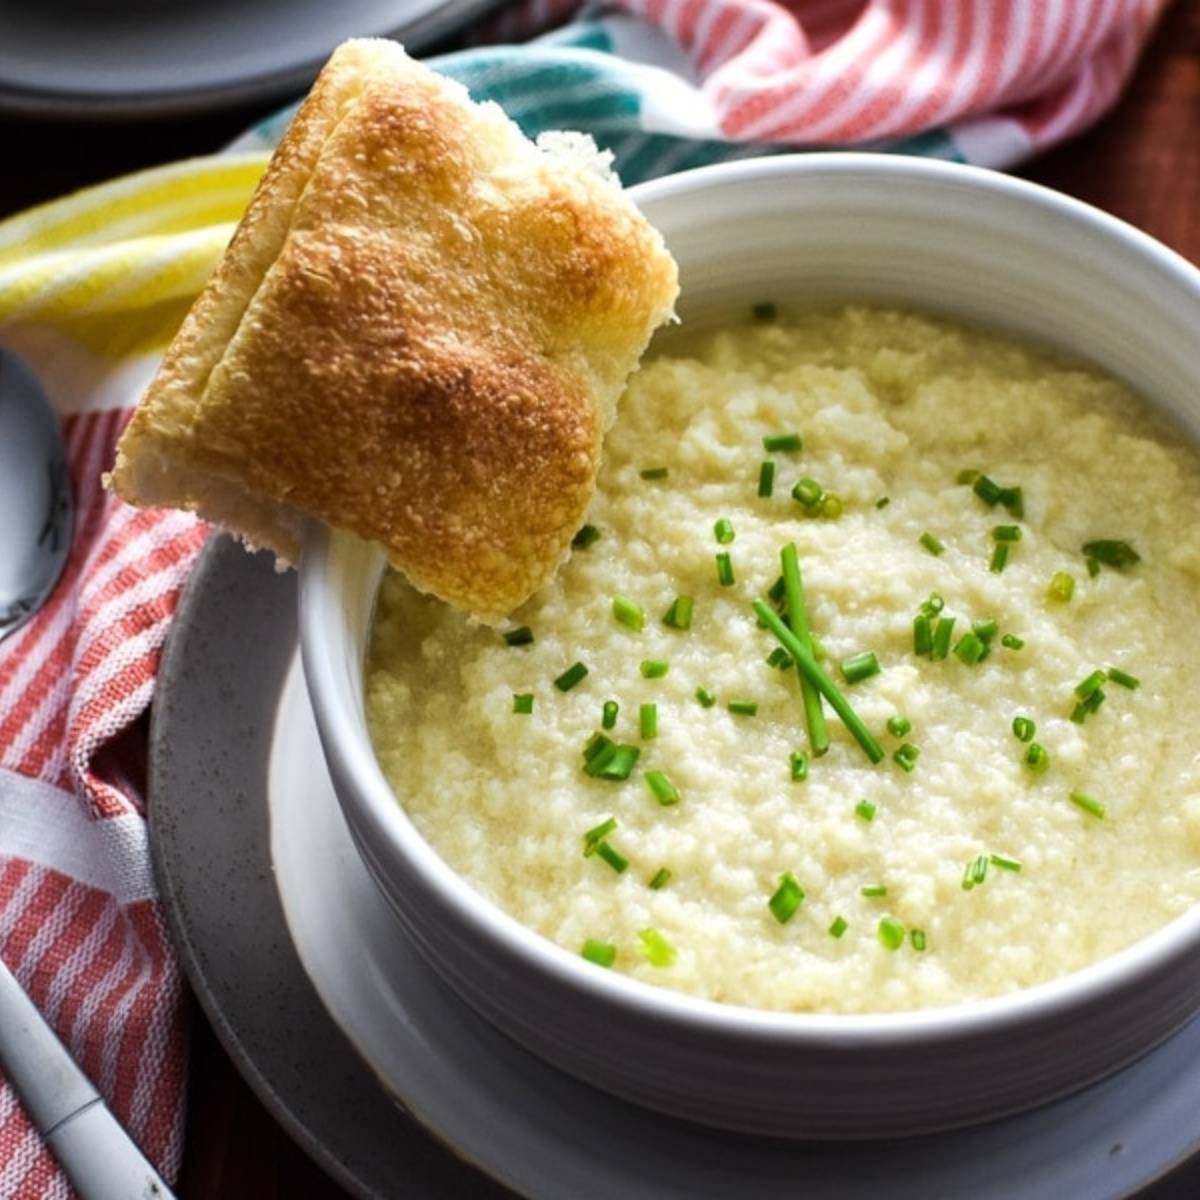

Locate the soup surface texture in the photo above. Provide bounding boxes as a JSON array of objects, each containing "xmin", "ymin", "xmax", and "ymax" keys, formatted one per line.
[{"xmin": 365, "ymin": 306, "xmax": 1200, "ymax": 1014}]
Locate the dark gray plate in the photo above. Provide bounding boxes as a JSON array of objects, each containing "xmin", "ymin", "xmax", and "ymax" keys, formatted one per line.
[{"xmin": 149, "ymin": 533, "xmax": 510, "ymax": 1198}]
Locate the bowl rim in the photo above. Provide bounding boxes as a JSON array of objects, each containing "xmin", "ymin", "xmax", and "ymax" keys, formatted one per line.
[{"xmin": 301, "ymin": 151, "xmax": 1200, "ymax": 1046}]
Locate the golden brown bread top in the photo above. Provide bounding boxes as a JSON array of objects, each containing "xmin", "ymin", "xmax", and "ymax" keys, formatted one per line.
[{"xmin": 107, "ymin": 39, "xmax": 678, "ymax": 621}]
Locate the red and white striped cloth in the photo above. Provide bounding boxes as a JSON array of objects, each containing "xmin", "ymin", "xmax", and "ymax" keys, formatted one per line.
[{"xmin": 0, "ymin": 2, "xmax": 1171, "ymax": 1196}]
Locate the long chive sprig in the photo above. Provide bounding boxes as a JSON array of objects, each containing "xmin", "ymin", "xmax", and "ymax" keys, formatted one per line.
[{"xmin": 780, "ymin": 543, "xmax": 830, "ymax": 757}]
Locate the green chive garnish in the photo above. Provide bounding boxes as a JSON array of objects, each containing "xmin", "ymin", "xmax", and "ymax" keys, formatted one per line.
[
  {"xmin": 581, "ymin": 939, "xmax": 616, "ymax": 967},
  {"xmin": 1075, "ymin": 670, "xmax": 1106, "ymax": 699},
  {"xmin": 972, "ymin": 619, "xmax": 998, "ymax": 642},
  {"xmin": 840, "ymin": 651, "xmax": 881, "ymax": 684},
  {"xmin": 821, "ymin": 494, "xmax": 844, "ymax": 520},
  {"xmin": 972, "ymin": 475, "xmax": 1002, "ymax": 505},
  {"xmin": 716, "ymin": 552, "xmax": 735, "ymax": 587},
  {"xmin": 572, "ymin": 524, "xmax": 601, "ymax": 550},
  {"xmin": 919, "ymin": 532, "xmax": 945, "ymax": 556},
  {"xmin": 1082, "ymin": 540, "xmax": 1140, "ymax": 569},
  {"xmin": 861, "ymin": 883, "xmax": 887, "ymax": 897},
  {"xmin": 512, "ymin": 693, "xmax": 533, "ymax": 714},
  {"xmin": 602, "ymin": 700, "xmax": 619, "ymax": 730},
  {"xmin": 757, "ymin": 461, "xmax": 776, "ymax": 497},
  {"xmin": 554, "ymin": 661, "xmax": 589, "ymax": 691},
  {"xmin": 993, "ymin": 525, "xmax": 1022, "ymax": 542},
  {"xmin": 727, "ymin": 700, "xmax": 758, "ymax": 716},
  {"xmin": 1012, "ymin": 715, "xmax": 1035, "ymax": 742},
  {"xmin": 1108, "ymin": 667, "xmax": 1140, "ymax": 690},
  {"xmin": 766, "ymin": 647, "xmax": 793, "ymax": 670},
  {"xmin": 913, "ymin": 613, "xmax": 933, "ymax": 657},
  {"xmin": 876, "ymin": 497, "xmax": 890, "ymax": 509},
  {"xmin": 612, "ymin": 594, "xmax": 645, "ymax": 632},
  {"xmin": 887, "ymin": 715, "xmax": 912, "ymax": 738},
  {"xmin": 1069, "ymin": 790, "xmax": 1106, "ymax": 819},
  {"xmin": 649, "ymin": 867, "xmax": 672, "ymax": 890},
  {"xmin": 640, "ymin": 466, "xmax": 669, "ymax": 480},
  {"xmin": 582, "ymin": 817, "xmax": 617, "ymax": 853},
  {"xmin": 752, "ymin": 599, "xmax": 884, "ymax": 764},
  {"xmin": 1048, "ymin": 571, "xmax": 1075, "ymax": 602},
  {"xmin": 695, "ymin": 687, "xmax": 716, "ymax": 708},
  {"xmin": 768, "ymin": 873, "xmax": 805, "ymax": 924},
  {"xmin": 790, "ymin": 751, "xmax": 809, "ymax": 781},
  {"xmin": 1000, "ymin": 487, "xmax": 1024, "ymax": 518},
  {"xmin": 1087, "ymin": 556, "xmax": 1102, "ymax": 577},
  {"xmin": 990, "ymin": 544, "xmax": 1009, "ymax": 573},
  {"xmin": 644, "ymin": 769, "xmax": 680, "ymax": 806},
  {"xmin": 640, "ymin": 659, "xmax": 669, "ymax": 679},
  {"xmin": 752, "ymin": 302, "xmax": 778, "ymax": 323},
  {"xmin": 958, "ymin": 468, "xmax": 981, "ymax": 486},
  {"xmin": 767, "ymin": 575, "xmax": 787, "ymax": 606},
  {"xmin": 1001, "ymin": 633, "xmax": 1025, "ymax": 650},
  {"xmin": 921, "ymin": 592, "xmax": 945, "ymax": 616},
  {"xmin": 829, "ymin": 916, "xmax": 849, "ymax": 939},
  {"xmin": 792, "ymin": 478, "xmax": 824, "ymax": 508},
  {"xmin": 990, "ymin": 854, "xmax": 1022, "ymax": 872},
  {"xmin": 911, "ymin": 929, "xmax": 927, "ymax": 951},
  {"xmin": 662, "ymin": 595, "xmax": 694, "ymax": 630},
  {"xmin": 855, "ymin": 800, "xmax": 876, "ymax": 822},
  {"xmin": 962, "ymin": 855, "xmax": 988, "ymax": 890},
  {"xmin": 893, "ymin": 743, "xmax": 920, "ymax": 773},
  {"xmin": 639, "ymin": 927, "xmax": 677, "ymax": 966},
  {"xmin": 953, "ymin": 632, "xmax": 986, "ymax": 665},
  {"xmin": 596, "ymin": 842, "xmax": 629, "ymax": 873},
  {"xmin": 588, "ymin": 744, "xmax": 641, "ymax": 781},
  {"xmin": 781, "ymin": 543, "xmax": 830, "ymax": 757},
  {"xmin": 504, "ymin": 626, "xmax": 534, "ymax": 646},
  {"xmin": 931, "ymin": 615, "xmax": 956, "ymax": 661},
  {"xmin": 714, "ymin": 518, "xmax": 736, "ymax": 545},
  {"xmin": 639, "ymin": 703, "xmax": 657, "ymax": 740},
  {"xmin": 1024, "ymin": 742, "xmax": 1050, "ymax": 773},
  {"xmin": 762, "ymin": 431, "xmax": 801, "ymax": 452},
  {"xmin": 878, "ymin": 917, "xmax": 905, "ymax": 950},
  {"xmin": 582, "ymin": 732, "xmax": 614, "ymax": 769}
]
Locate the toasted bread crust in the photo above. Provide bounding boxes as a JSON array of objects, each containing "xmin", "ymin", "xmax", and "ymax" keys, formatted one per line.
[{"xmin": 108, "ymin": 40, "xmax": 678, "ymax": 620}]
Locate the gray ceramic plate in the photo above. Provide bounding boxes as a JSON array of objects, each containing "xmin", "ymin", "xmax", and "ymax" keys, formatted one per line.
[
  {"xmin": 150, "ymin": 534, "xmax": 1200, "ymax": 1198},
  {"xmin": 0, "ymin": 0, "xmax": 497, "ymax": 119}
]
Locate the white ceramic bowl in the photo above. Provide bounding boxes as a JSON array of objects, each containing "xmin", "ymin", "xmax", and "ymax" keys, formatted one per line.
[{"xmin": 300, "ymin": 153, "xmax": 1200, "ymax": 1139}]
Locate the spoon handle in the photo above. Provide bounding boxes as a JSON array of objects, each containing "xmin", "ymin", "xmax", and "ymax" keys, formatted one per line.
[{"xmin": 0, "ymin": 954, "xmax": 175, "ymax": 1200}]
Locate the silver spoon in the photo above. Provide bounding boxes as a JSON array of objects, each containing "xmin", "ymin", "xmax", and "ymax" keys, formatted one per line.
[{"xmin": 0, "ymin": 350, "xmax": 175, "ymax": 1198}]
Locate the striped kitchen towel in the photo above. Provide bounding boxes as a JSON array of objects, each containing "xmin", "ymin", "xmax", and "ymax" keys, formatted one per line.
[{"xmin": 0, "ymin": 1, "xmax": 1170, "ymax": 1195}]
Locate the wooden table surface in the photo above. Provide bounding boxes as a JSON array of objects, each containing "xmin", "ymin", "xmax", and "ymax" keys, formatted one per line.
[{"xmin": 2, "ymin": 3, "xmax": 1198, "ymax": 1196}]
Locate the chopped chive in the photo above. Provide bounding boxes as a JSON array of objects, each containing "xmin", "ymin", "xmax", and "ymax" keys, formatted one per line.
[
  {"xmin": 752, "ymin": 302, "xmax": 778, "ymax": 323},
  {"xmin": 855, "ymin": 800, "xmax": 876, "ymax": 822},
  {"xmin": 1082, "ymin": 540, "xmax": 1140, "ymax": 569},
  {"xmin": 876, "ymin": 496, "xmax": 890, "ymax": 510},
  {"xmin": 789, "ymin": 750, "xmax": 810, "ymax": 781},
  {"xmin": 913, "ymin": 613, "xmax": 933, "ymax": 657},
  {"xmin": 1075, "ymin": 670, "xmax": 1107, "ymax": 699},
  {"xmin": 763, "ymin": 431, "xmax": 802, "ymax": 452},
  {"xmin": 958, "ymin": 468, "xmax": 981, "ymax": 485},
  {"xmin": 1069, "ymin": 790, "xmax": 1106, "ymax": 819},
  {"xmin": 695, "ymin": 687, "xmax": 716, "ymax": 708},
  {"xmin": 662, "ymin": 595, "xmax": 694, "ymax": 630},
  {"xmin": 554, "ymin": 661, "xmax": 589, "ymax": 691},
  {"xmin": 1108, "ymin": 667, "xmax": 1140, "ymax": 690},
  {"xmin": 972, "ymin": 619, "xmax": 998, "ymax": 642},
  {"xmin": 1000, "ymin": 487, "xmax": 1024, "ymax": 518},
  {"xmin": 639, "ymin": 703, "xmax": 657, "ymax": 740},
  {"xmin": 781, "ymin": 543, "xmax": 830, "ymax": 758},
  {"xmin": 1048, "ymin": 571, "xmax": 1075, "ymax": 603},
  {"xmin": 768, "ymin": 872, "xmax": 805, "ymax": 924},
  {"xmin": 716, "ymin": 552, "xmax": 735, "ymax": 587},
  {"xmin": 638, "ymin": 927, "xmax": 677, "ymax": 966},
  {"xmin": 640, "ymin": 659, "xmax": 669, "ymax": 679},
  {"xmin": 582, "ymin": 818, "xmax": 617, "ymax": 853},
  {"xmin": 1086, "ymin": 556, "xmax": 1102, "ymax": 578},
  {"xmin": 887, "ymin": 715, "xmax": 912, "ymax": 738},
  {"xmin": 840, "ymin": 651, "xmax": 881, "ymax": 684},
  {"xmin": 990, "ymin": 853, "xmax": 1022, "ymax": 872},
  {"xmin": 920, "ymin": 592, "xmax": 945, "ymax": 617},
  {"xmin": 752, "ymin": 599, "xmax": 884, "ymax": 764},
  {"xmin": 1024, "ymin": 742, "xmax": 1050, "ymax": 773},
  {"xmin": 581, "ymin": 939, "xmax": 617, "ymax": 967},
  {"xmin": 953, "ymin": 632, "xmax": 986, "ymax": 665},
  {"xmin": 931, "ymin": 615, "xmax": 956, "ymax": 661},
  {"xmin": 1012, "ymin": 715, "xmax": 1036, "ymax": 743},
  {"xmin": 766, "ymin": 647, "xmax": 793, "ymax": 670},
  {"xmin": 1071, "ymin": 687, "xmax": 1107, "ymax": 723},
  {"xmin": 512, "ymin": 693, "xmax": 534, "ymax": 714},
  {"xmin": 572, "ymin": 524, "xmax": 600, "ymax": 550},
  {"xmin": 829, "ymin": 916, "xmax": 849, "ymax": 939},
  {"xmin": 644, "ymin": 769, "xmax": 680, "ymax": 806},
  {"xmin": 727, "ymin": 700, "xmax": 758, "ymax": 717},
  {"xmin": 962, "ymin": 855, "xmax": 988, "ymax": 890},
  {"xmin": 919, "ymin": 531, "xmax": 945, "ymax": 556},
  {"xmin": 714, "ymin": 518, "xmax": 736, "ymax": 545},
  {"xmin": 649, "ymin": 867, "xmax": 672, "ymax": 890},
  {"xmin": 993, "ymin": 525, "xmax": 1023, "ymax": 542},
  {"xmin": 911, "ymin": 929, "xmax": 927, "ymax": 951},
  {"xmin": 767, "ymin": 575, "xmax": 787, "ymax": 606},
  {"xmin": 973, "ymin": 475, "xmax": 1003, "ymax": 505},
  {"xmin": 757, "ymin": 461, "xmax": 776, "ymax": 497},
  {"xmin": 1001, "ymin": 633, "xmax": 1025, "ymax": 650},
  {"xmin": 582, "ymin": 732, "xmax": 615, "ymax": 770},
  {"xmin": 990, "ymin": 543, "xmax": 1010, "ymax": 573},
  {"xmin": 792, "ymin": 478, "xmax": 824, "ymax": 508},
  {"xmin": 595, "ymin": 842, "xmax": 629, "ymax": 873},
  {"xmin": 821, "ymin": 494, "xmax": 844, "ymax": 520},
  {"xmin": 596, "ymin": 745, "xmax": 641, "ymax": 781},
  {"xmin": 503, "ymin": 626, "xmax": 534, "ymax": 646},
  {"xmin": 612, "ymin": 594, "xmax": 645, "ymax": 632},
  {"xmin": 861, "ymin": 883, "xmax": 888, "ymax": 897},
  {"xmin": 893, "ymin": 743, "xmax": 920, "ymax": 773},
  {"xmin": 602, "ymin": 700, "xmax": 619, "ymax": 730},
  {"xmin": 878, "ymin": 917, "xmax": 905, "ymax": 950},
  {"xmin": 640, "ymin": 466, "xmax": 669, "ymax": 480}
]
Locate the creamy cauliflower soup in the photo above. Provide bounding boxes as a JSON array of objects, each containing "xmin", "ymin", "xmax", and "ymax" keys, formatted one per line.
[{"xmin": 365, "ymin": 306, "xmax": 1200, "ymax": 1014}]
